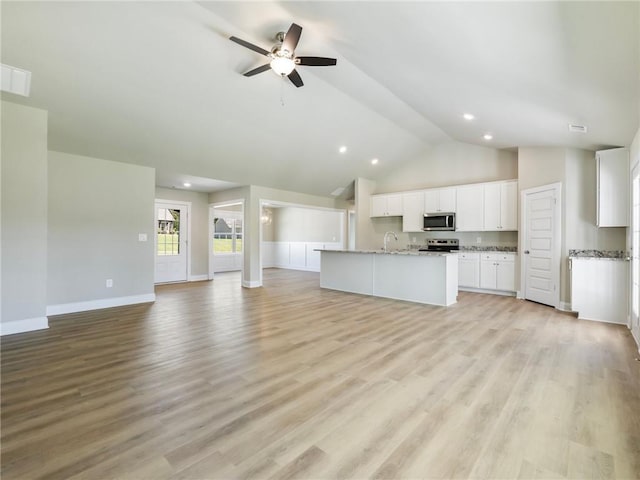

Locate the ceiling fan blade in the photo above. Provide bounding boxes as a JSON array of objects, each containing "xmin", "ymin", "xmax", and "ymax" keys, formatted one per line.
[
  {"xmin": 243, "ymin": 64, "xmax": 272, "ymax": 77},
  {"xmin": 295, "ymin": 56, "xmax": 337, "ymax": 67},
  {"xmin": 282, "ymin": 23, "xmax": 302, "ymax": 54},
  {"xmin": 287, "ymin": 69, "xmax": 304, "ymax": 88},
  {"xmin": 229, "ymin": 36, "xmax": 270, "ymax": 56}
]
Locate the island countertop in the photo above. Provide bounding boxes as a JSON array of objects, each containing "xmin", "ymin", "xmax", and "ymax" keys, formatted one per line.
[{"xmin": 315, "ymin": 249, "xmax": 456, "ymax": 257}]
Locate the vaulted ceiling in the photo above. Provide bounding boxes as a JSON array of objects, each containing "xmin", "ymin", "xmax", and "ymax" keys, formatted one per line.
[{"xmin": 2, "ymin": 1, "xmax": 638, "ymax": 196}]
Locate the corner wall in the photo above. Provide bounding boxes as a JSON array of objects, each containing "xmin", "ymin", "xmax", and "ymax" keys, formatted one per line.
[
  {"xmin": 1, "ymin": 101, "xmax": 49, "ymax": 335},
  {"xmin": 47, "ymin": 151, "xmax": 155, "ymax": 313}
]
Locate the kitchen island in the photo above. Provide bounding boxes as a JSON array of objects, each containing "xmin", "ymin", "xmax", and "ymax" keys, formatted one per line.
[{"xmin": 318, "ymin": 249, "xmax": 458, "ymax": 306}]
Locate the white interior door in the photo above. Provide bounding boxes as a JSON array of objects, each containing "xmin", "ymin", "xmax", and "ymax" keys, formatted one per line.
[
  {"xmin": 522, "ymin": 184, "xmax": 560, "ymax": 307},
  {"xmin": 631, "ymin": 163, "xmax": 639, "ymax": 342},
  {"xmin": 155, "ymin": 202, "xmax": 188, "ymax": 283}
]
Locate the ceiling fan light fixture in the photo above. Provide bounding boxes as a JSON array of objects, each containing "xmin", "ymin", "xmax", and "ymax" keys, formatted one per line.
[{"xmin": 270, "ymin": 56, "xmax": 295, "ymax": 76}]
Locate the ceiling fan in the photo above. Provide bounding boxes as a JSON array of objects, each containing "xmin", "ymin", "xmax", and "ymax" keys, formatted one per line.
[{"xmin": 229, "ymin": 23, "xmax": 337, "ymax": 88}]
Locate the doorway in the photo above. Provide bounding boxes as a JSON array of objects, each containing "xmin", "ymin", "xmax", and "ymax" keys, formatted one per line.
[
  {"xmin": 155, "ymin": 200, "xmax": 190, "ymax": 283},
  {"xmin": 209, "ymin": 201, "xmax": 244, "ymax": 277},
  {"xmin": 521, "ymin": 183, "xmax": 561, "ymax": 308}
]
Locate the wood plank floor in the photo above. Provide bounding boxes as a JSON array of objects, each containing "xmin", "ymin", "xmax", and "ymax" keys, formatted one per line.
[{"xmin": 2, "ymin": 269, "xmax": 639, "ymax": 479}]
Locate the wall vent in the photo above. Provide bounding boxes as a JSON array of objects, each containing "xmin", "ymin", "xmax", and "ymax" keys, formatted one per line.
[
  {"xmin": 1, "ymin": 64, "xmax": 31, "ymax": 97},
  {"xmin": 568, "ymin": 124, "xmax": 587, "ymax": 133}
]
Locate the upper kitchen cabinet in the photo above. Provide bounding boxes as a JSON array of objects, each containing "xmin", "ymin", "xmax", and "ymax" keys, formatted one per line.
[
  {"xmin": 456, "ymin": 184, "xmax": 484, "ymax": 231},
  {"xmin": 483, "ymin": 180, "xmax": 518, "ymax": 231},
  {"xmin": 370, "ymin": 193, "xmax": 403, "ymax": 217},
  {"xmin": 424, "ymin": 187, "xmax": 456, "ymax": 213},
  {"xmin": 402, "ymin": 191, "xmax": 425, "ymax": 232},
  {"xmin": 597, "ymin": 148, "xmax": 629, "ymax": 227}
]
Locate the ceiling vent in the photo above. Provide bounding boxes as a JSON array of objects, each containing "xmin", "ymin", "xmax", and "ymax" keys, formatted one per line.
[
  {"xmin": 568, "ymin": 124, "xmax": 587, "ymax": 133},
  {"xmin": 1, "ymin": 64, "xmax": 31, "ymax": 97}
]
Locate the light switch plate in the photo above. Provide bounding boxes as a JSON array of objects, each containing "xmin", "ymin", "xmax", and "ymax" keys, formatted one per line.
[{"xmin": 138, "ymin": 233, "xmax": 147, "ymax": 242}]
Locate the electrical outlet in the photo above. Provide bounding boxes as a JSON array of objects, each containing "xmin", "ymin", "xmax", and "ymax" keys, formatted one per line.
[
  {"xmin": 138, "ymin": 233, "xmax": 147, "ymax": 242},
  {"xmin": 412, "ymin": 237, "xmax": 417, "ymax": 243},
  {"xmin": 106, "ymin": 279, "xmax": 113, "ymax": 288},
  {"xmin": 476, "ymin": 237, "xmax": 482, "ymax": 244}
]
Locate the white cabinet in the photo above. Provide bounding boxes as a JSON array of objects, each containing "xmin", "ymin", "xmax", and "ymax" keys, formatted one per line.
[
  {"xmin": 402, "ymin": 191, "xmax": 424, "ymax": 232},
  {"xmin": 370, "ymin": 193, "xmax": 403, "ymax": 217},
  {"xmin": 456, "ymin": 185, "xmax": 484, "ymax": 231},
  {"xmin": 458, "ymin": 252, "xmax": 480, "ymax": 288},
  {"xmin": 571, "ymin": 258, "xmax": 629, "ymax": 324},
  {"xmin": 597, "ymin": 148, "xmax": 629, "ymax": 227},
  {"xmin": 424, "ymin": 187, "xmax": 456, "ymax": 213},
  {"xmin": 483, "ymin": 181, "xmax": 517, "ymax": 231},
  {"xmin": 479, "ymin": 253, "xmax": 516, "ymax": 291}
]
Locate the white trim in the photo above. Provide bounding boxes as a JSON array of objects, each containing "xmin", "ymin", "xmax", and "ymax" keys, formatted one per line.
[
  {"xmin": 458, "ymin": 286, "xmax": 516, "ymax": 297},
  {"xmin": 516, "ymin": 290, "xmax": 523, "ymax": 299},
  {"xmin": 155, "ymin": 199, "xmax": 192, "ymax": 283},
  {"xmin": 0, "ymin": 317, "xmax": 48, "ymax": 336},
  {"xmin": 46, "ymin": 293, "xmax": 155, "ymax": 316},
  {"xmin": 242, "ymin": 280, "xmax": 261, "ymax": 288},
  {"xmin": 575, "ymin": 315, "xmax": 627, "ymax": 326},
  {"xmin": 558, "ymin": 301, "xmax": 573, "ymax": 312},
  {"xmin": 189, "ymin": 274, "xmax": 208, "ymax": 282},
  {"xmin": 520, "ymin": 182, "xmax": 562, "ymax": 309}
]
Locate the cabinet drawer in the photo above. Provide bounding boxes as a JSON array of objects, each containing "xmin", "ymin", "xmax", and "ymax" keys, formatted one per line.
[
  {"xmin": 480, "ymin": 252, "xmax": 515, "ymax": 262},
  {"xmin": 458, "ymin": 252, "xmax": 479, "ymax": 260}
]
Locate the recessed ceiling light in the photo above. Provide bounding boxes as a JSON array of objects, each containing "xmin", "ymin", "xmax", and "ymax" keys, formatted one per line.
[
  {"xmin": 463, "ymin": 113, "xmax": 475, "ymax": 120},
  {"xmin": 483, "ymin": 134, "xmax": 493, "ymax": 140},
  {"xmin": 371, "ymin": 158, "xmax": 379, "ymax": 165},
  {"xmin": 339, "ymin": 146, "xmax": 347, "ymax": 154},
  {"xmin": 183, "ymin": 182, "xmax": 192, "ymax": 187}
]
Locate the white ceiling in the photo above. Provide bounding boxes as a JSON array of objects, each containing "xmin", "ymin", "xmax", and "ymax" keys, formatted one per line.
[{"xmin": 2, "ymin": 1, "xmax": 638, "ymax": 196}]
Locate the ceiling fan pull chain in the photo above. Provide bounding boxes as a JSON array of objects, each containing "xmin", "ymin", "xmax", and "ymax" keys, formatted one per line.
[{"xmin": 280, "ymin": 79, "xmax": 285, "ymax": 107}]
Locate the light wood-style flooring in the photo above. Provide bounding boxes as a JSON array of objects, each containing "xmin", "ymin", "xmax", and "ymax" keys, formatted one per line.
[{"xmin": 2, "ymin": 269, "xmax": 639, "ymax": 479}]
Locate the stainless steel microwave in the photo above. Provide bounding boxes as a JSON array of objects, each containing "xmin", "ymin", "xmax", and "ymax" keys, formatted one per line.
[{"xmin": 423, "ymin": 212, "xmax": 455, "ymax": 231}]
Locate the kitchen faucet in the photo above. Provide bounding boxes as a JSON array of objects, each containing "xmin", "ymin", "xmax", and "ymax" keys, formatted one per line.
[{"xmin": 383, "ymin": 231, "xmax": 398, "ymax": 252}]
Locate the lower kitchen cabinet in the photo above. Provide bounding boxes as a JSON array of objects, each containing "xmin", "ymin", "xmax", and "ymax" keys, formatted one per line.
[
  {"xmin": 458, "ymin": 252, "xmax": 480, "ymax": 288},
  {"xmin": 480, "ymin": 253, "xmax": 515, "ymax": 291},
  {"xmin": 459, "ymin": 252, "xmax": 516, "ymax": 294}
]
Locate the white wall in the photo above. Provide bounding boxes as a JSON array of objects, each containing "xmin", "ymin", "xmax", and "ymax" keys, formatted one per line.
[
  {"xmin": 47, "ymin": 151, "xmax": 155, "ymax": 313},
  {"xmin": 156, "ymin": 187, "xmax": 209, "ymax": 278},
  {"xmin": 375, "ymin": 141, "xmax": 517, "ymax": 193},
  {"xmin": 1, "ymin": 101, "xmax": 49, "ymax": 335},
  {"xmin": 272, "ymin": 207, "xmax": 343, "ymax": 243}
]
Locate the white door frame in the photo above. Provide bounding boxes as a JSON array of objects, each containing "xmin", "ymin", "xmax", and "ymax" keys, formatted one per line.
[
  {"xmin": 209, "ymin": 199, "xmax": 245, "ymax": 281},
  {"xmin": 155, "ymin": 199, "xmax": 192, "ymax": 283},
  {"xmin": 520, "ymin": 182, "xmax": 562, "ymax": 309},
  {"xmin": 630, "ymin": 161, "xmax": 639, "ymax": 347}
]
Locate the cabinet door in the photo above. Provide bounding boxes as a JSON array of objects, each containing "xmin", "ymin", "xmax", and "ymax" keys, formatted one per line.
[
  {"xmin": 370, "ymin": 195, "xmax": 387, "ymax": 217},
  {"xmin": 483, "ymin": 183, "xmax": 501, "ymax": 230},
  {"xmin": 480, "ymin": 257, "xmax": 497, "ymax": 289},
  {"xmin": 500, "ymin": 181, "xmax": 518, "ymax": 230},
  {"xmin": 456, "ymin": 185, "xmax": 484, "ymax": 231},
  {"xmin": 597, "ymin": 148, "xmax": 629, "ymax": 227},
  {"xmin": 496, "ymin": 260, "xmax": 515, "ymax": 291},
  {"xmin": 458, "ymin": 254, "xmax": 480, "ymax": 288},
  {"xmin": 402, "ymin": 192, "xmax": 424, "ymax": 232},
  {"xmin": 424, "ymin": 189, "xmax": 439, "ymax": 213},
  {"xmin": 439, "ymin": 187, "xmax": 457, "ymax": 212},
  {"xmin": 386, "ymin": 194, "xmax": 404, "ymax": 216}
]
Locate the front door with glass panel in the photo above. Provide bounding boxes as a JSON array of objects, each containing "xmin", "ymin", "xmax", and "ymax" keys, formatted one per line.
[{"xmin": 155, "ymin": 202, "xmax": 188, "ymax": 283}]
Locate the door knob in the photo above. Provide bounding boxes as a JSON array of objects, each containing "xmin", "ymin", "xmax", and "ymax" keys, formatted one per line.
[{"xmin": 524, "ymin": 250, "xmax": 530, "ymax": 254}]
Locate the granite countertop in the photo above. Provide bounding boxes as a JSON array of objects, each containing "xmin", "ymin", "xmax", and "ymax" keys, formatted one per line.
[
  {"xmin": 457, "ymin": 246, "xmax": 517, "ymax": 253},
  {"xmin": 316, "ymin": 249, "xmax": 455, "ymax": 257},
  {"xmin": 569, "ymin": 249, "xmax": 629, "ymax": 261}
]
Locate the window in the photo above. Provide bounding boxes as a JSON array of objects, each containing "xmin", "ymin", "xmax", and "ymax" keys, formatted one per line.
[
  {"xmin": 213, "ymin": 216, "xmax": 243, "ymax": 254},
  {"xmin": 157, "ymin": 208, "xmax": 180, "ymax": 255}
]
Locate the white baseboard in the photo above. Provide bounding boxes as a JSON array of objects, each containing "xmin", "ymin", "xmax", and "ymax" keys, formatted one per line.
[
  {"xmin": 458, "ymin": 287, "xmax": 516, "ymax": 297},
  {"xmin": 242, "ymin": 280, "xmax": 262, "ymax": 288},
  {"xmin": 272, "ymin": 265, "xmax": 320, "ymax": 273},
  {"xmin": 516, "ymin": 290, "xmax": 523, "ymax": 299},
  {"xmin": 1, "ymin": 316, "xmax": 49, "ymax": 336},
  {"xmin": 46, "ymin": 293, "xmax": 156, "ymax": 316},
  {"xmin": 188, "ymin": 274, "xmax": 209, "ymax": 282}
]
